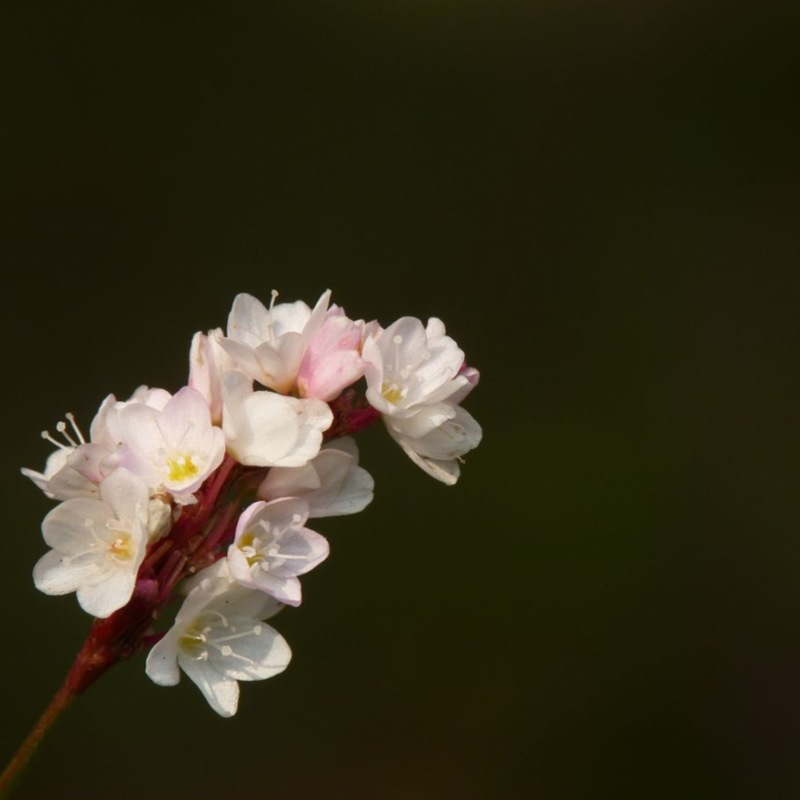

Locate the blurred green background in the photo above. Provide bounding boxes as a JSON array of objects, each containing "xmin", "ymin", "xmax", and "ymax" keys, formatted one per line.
[{"xmin": 2, "ymin": 2, "xmax": 799, "ymax": 798}]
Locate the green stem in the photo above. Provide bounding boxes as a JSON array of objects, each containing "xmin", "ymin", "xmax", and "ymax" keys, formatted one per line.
[{"xmin": 0, "ymin": 678, "xmax": 74, "ymax": 798}]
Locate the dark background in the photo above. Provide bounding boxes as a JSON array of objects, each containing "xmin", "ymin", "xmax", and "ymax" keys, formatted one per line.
[{"xmin": 2, "ymin": 2, "xmax": 799, "ymax": 798}]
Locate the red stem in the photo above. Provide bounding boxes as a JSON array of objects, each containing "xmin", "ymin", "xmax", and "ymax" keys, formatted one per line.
[{"xmin": 0, "ymin": 677, "xmax": 74, "ymax": 798}]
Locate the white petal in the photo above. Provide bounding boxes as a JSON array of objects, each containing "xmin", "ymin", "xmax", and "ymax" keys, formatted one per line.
[
  {"xmin": 180, "ymin": 657, "xmax": 240, "ymax": 717},
  {"xmin": 266, "ymin": 299, "xmax": 312, "ymax": 337},
  {"xmin": 258, "ymin": 461, "xmax": 322, "ymax": 499},
  {"xmin": 385, "ymin": 404, "xmax": 456, "ymax": 439},
  {"xmin": 145, "ymin": 634, "xmax": 182, "ymax": 686},
  {"xmin": 77, "ymin": 566, "xmax": 137, "ymax": 618},
  {"xmin": 223, "ymin": 375, "xmax": 301, "ymax": 465},
  {"xmin": 41, "ymin": 498, "xmax": 115, "ymax": 552},
  {"xmin": 214, "ymin": 582, "xmax": 284, "ymax": 620},
  {"xmin": 394, "ymin": 440, "xmax": 461, "ymax": 485},
  {"xmin": 206, "ymin": 617, "xmax": 292, "ymax": 681},
  {"xmin": 227, "ymin": 293, "xmax": 272, "ymax": 348},
  {"xmin": 255, "ymin": 333, "xmax": 305, "ymax": 392},
  {"xmin": 218, "ymin": 337, "xmax": 266, "ymax": 383},
  {"xmin": 268, "ymin": 529, "xmax": 329, "ymax": 579},
  {"xmin": 256, "ymin": 575, "xmax": 302, "ymax": 606},
  {"xmin": 312, "ymin": 461, "xmax": 374, "ymax": 517},
  {"xmin": 407, "ymin": 406, "xmax": 483, "ymax": 461},
  {"xmin": 98, "ymin": 468, "xmax": 149, "ymax": 526},
  {"xmin": 223, "ymin": 373, "xmax": 331, "ymax": 467},
  {"xmin": 159, "ymin": 387, "xmax": 214, "ymax": 450},
  {"xmin": 33, "ymin": 551, "xmax": 101, "ymax": 595}
]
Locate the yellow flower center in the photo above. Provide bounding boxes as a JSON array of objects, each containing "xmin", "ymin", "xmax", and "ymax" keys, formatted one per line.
[
  {"xmin": 237, "ymin": 531, "xmax": 264, "ymax": 567},
  {"xmin": 166, "ymin": 454, "xmax": 200, "ymax": 483},
  {"xmin": 109, "ymin": 532, "xmax": 134, "ymax": 561},
  {"xmin": 381, "ymin": 383, "xmax": 403, "ymax": 405}
]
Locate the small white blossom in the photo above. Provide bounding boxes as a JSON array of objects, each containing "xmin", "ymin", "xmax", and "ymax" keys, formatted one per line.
[
  {"xmin": 22, "ymin": 411, "xmax": 118, "ymax": 501},
  {"xmin": 362, "ymin": 317, "xmax": 469, "ymax": 418},
  {"xmin": 362, "ymin": 317, "xmax": 482, "ymax": 483},
  {"xmin": 117, "ymin": 386, "xmax": 226, "ymax": 500},
  {"xmin": 33, "ymin": 469, "xmax": 150, "ymax": 618},
  {"xmin": 146, "ymin": 562, "xmax": 291, "ymax": 717},
  {"xmin": 258, "ymin": 438, "xmax": 374, "ymax": 517},
  {"xmin": 227, "ymin": 498, "xmax": 329, "ymax": 605},
  {"xmin": 221, "ymin": 371, "xmax": 332, "ymax": 467},
  {"xmin": 221, "ymin": 289, "xmax": 331, "ymax": 394}
]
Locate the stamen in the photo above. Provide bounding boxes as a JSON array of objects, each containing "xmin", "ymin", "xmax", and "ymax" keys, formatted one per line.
[
  {"xmin": 210, "ymin": 626, "xmax": 265, "ymax": 646},
  {"xmin": 40, "ymin": 413, "xmax": 87, "ymax": 450},
  {"xmin": 65, "ymin": 413, "xmax": 86, "ymax": 444},
  {"xmin": 266, "ymin": 547, "xmax": 306, "ymax": 561},
  {"xmin": 56, "ymin": 421, "xmax": 78, "ymax": 448},
  {"xmin": 203, "ymin": 610, "xmax": 230, "ymax": 628},
  {"xmin": 41, "ymin": 430, "xmax": 68, "ymax": 449},
  {"xmin": 265, "ymin": 289, "xmax": 280, "ymax": 339}
]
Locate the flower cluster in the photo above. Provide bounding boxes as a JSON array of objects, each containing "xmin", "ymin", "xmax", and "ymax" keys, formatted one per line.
[{"xmin": 23, "ymin": 290, "xmax": 481, "ymax": 716}]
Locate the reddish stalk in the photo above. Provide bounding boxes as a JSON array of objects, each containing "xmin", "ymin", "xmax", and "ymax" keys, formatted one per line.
[{"xmin": 0, "ymin": 679, "xmax": 73, "ymax": 798}]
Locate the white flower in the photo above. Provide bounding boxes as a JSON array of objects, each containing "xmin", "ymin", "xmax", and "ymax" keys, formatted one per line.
[
  {"xmin": 117, "ymin": 386, "xmax": 226, "ymax": 499},
  {"xmin": 188, "ymin": 328, "xmax": 235, "ymax": 425},
  {"xmin": 227, "ymin": 498, "xmax": 329, "ymax": 605},
  {"xmin": 362, "ymin": 318, "xmax": 482, "ymax": 484},
  {"xmin": 22, "ymin": 411, "xmax": 118, "ymax": 501},
  {"xmin": 221, "ymin": 371, "xmax": 332, "ymax": 467},
  {"xmin": 221, "ymin": 289, "xmax": 331, "ymax": 394},
  {"xmin": 362, "ymin": 317, "xmax": 469, "ymax": 418},
  {"xmin": 145, "ymin": 562, "xmax": 291, "ymax": 717},
  {"xmin": 258, "ymin": 438, "xmax": 374, "ymax": 517},
  {"xmin": 22, "ymin": 387, "xmax": 188, "ymax": 502},
  {"xmin": 33, "ymin": 469, "xmax": 150, "ymax": 618}
]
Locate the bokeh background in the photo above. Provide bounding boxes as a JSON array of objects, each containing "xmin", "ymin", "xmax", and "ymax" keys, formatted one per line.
[{"xmin": 2, "ymin": 2, "xmax": 799, "ymax": 798}]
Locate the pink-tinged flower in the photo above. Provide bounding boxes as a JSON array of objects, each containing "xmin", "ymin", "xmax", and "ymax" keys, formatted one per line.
[
  {"xmin": 258, "ymin": 438, "xmax": 374, "ymax": 518},
  {"xmin": 117, "ymin": 386, "xmax": 226, "ymax": 499},
  {"xmin": 221, "ymin": 289, "xmax": 331, "ymax": 394},
  {"xmin": 227, "ymin": 498, "xmax": 329, "ymax": 606},
  {"xmin": 296, "ymin": 307, "xmax": 364, "ymax": 401},
  {"xmin": 188, "ymin": 328, "xmax": 235, "ymax": 425},
  {"xmin": 22, "ymin": 409, "xmax": 119, "ymax": 501},
  {"xmin": 221, "ymin": 371, "xmax": 332, "ymax": 467},
  {"xmin": 33, "ymin": 469, "xmax": 150, "ymax": 618},
  {"xmin": 145, "ymin": 561, "xmax": 291, "ymax": 717}
]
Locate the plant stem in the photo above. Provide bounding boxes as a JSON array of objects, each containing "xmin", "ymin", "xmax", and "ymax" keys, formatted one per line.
[{"xmin": 0, "ymin": 678, "xmax": 74, "ymax": 799}]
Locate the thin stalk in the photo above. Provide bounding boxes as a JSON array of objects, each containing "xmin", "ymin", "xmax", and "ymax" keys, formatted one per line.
[{"xmin": 0, "ymin": 678, "xmax": 74, "ymax": 798}]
